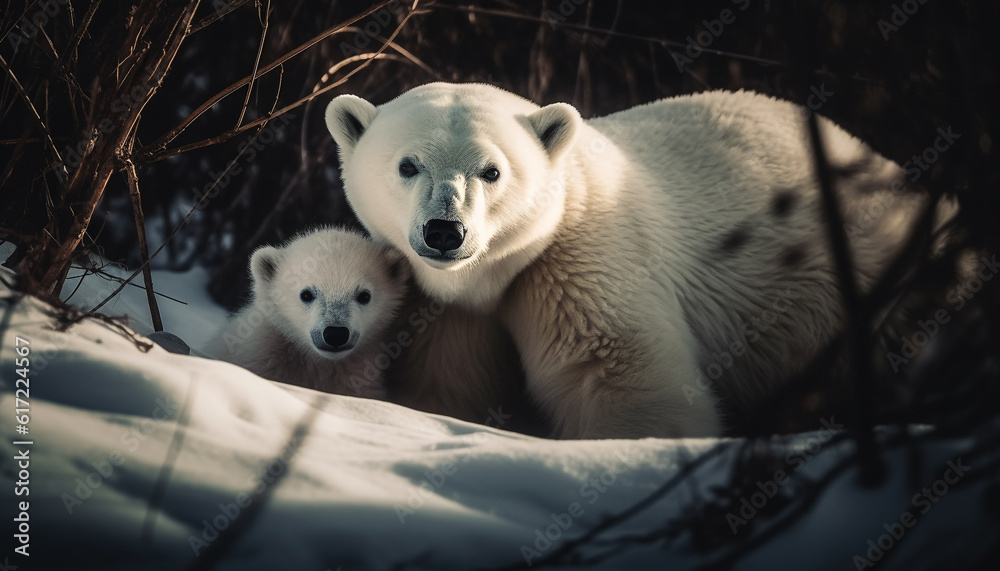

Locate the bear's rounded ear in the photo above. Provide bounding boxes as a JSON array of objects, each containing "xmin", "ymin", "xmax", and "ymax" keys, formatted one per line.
[
  {"xmin": 249, "ymin": 246, "xmax": 281, "ymax": 287},
  {"xmin": 526, "ymin": 102, "xmax": 582, "ymax": 161},
  {"xmin": 325, "ymin": 94, "xmax": 378, "ymax": 157}
]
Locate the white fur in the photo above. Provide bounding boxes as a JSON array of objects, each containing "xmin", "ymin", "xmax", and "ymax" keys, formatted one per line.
[
  {"xmin": 209, "ymin": 227, "xmax": 408, "ymax": 399},
  {"xmin": 326, "ymin": 84, "xmax": 951, "ymax": 438}
]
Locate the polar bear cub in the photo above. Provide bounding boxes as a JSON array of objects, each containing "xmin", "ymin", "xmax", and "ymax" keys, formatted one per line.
[
  {"xmin": 325, "ymin": 83, "xmax": 946, "ymax": 438},
  {"xmin": 210, "ymin": 227, "xmax": 408, "ymax": 399}
]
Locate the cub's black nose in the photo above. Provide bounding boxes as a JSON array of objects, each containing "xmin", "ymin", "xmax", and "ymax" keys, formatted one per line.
[
  {"xmin": 323, "ymin": 326, "xmax": 351, "ymax": 348},
  {"xmin": 423, "ymin": 219, "xmax": 466, "ymax": 253}
]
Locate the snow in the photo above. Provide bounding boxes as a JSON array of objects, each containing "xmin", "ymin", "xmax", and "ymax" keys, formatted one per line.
[
  {"xmin": 58, "ymin": 259, "xmax": 229, "ymax": 354},
  {"xmin": 0, "ymin": 262, "xmax": 994, "ymax": 570}
]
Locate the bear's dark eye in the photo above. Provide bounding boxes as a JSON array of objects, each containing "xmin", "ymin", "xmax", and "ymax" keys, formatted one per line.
[
  {"xmin": 300, "ymin": 289, "xmax": 314, "ymax": 303},
  {"xmin": 482, "ymin": 167, "xmax": 500, "ymax": 182},
  {"xmin": 399, "ymin": 159, "xmax": 418, "ymax": 178},
  {"xmin": 357, "ymin": 290, "xmax": 371, "ymax": 304}
]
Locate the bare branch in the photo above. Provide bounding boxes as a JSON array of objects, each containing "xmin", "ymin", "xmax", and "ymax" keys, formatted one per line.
[
  {"xmin": 124, "ymin": 159, "xmax": 164, "ymax": 332},
  {"xmin": 0, "ymin": 52, "xmax": 64, "ymax": 165},
  {"xmin": 88, "ymin": 117, "xmax": 272, "ymax": 314},
  {"xmin": 235, "ymin": 0, "xmax": 271, "ymax": 129},
  {"xmin": 189, "ymin": 0, "xmax": 252, "ymax": 35},
  {"xmin": 805, "ymin": 112, "xmax": 883, "ymax": 484},
  {"xmin": 140, "ymin": 0, "xmax": 398, "ymax": 157},
  {"xmin": 25, "ymin": 0, "xmax": 202, "ymax": 294},
  {"xmin": 438, "ymin": 3, "xmax": 785, "ymax": 68},
  {"xmin": 141, "ymin": 52, "xmax": 408, "ymax": 163}
]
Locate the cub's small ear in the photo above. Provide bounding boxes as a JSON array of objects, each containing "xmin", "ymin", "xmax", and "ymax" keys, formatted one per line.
[
  {"xmin": 383, "ymin": 247, "xmax": 411, "ymax": 283},
  {"xmin": 325, "ymin": 94, "xmax": 378, "ymax": 157},
  {"xmin": 249, "ymin": 246, "xmax": 281, "ymax": 287},
  {"xmin": 526, "ymin": 102, "xmax": 582, "ymax": 161}
]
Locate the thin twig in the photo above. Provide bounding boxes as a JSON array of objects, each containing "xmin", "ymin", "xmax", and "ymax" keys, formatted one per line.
[
  {"xmin": 88, "ymin": 117, "xmax": 274, "ymax": 314},
  {"xmin": 439, "ymin": 3, "xmax": 786, "ymax": 68},
  {"xmin": 47, "ymin": 0, "xmax": 102, "ymax": 83},
  {"xmin": 0, "ymin": 0, "xmax": 41, "ymax": 48},
  {"xmin": 0, "ymin": 52, "xmax": 64, "ymax": 165},
  {"xmin": 64, "ymin": 265, "xmax": 188, "ymax": 305},
  {"xmin": 141, "ymin": 51, "xmax": 409, "ymax": 163},
  {"xmin": 339, "ymin": 26, "xmax": 441, "ymax": 79},
  {"xmin": 141, "ymin": 0, "xmax": 398, "ymax": 157},
  {"xmin": 30, "ymin": 0, "xmax": 202, "ymax": 294},
  {"xmin": 124, "ymin": 159, "xmax": 164, "ymax": 331},
  {"xmin": 235, "ymin": 0, "xmax": 271, "ymax": 129},
  {"xmin": 87, "ymin": 41, "xmax": 301, "ymax": 303},
  {"xmin": 188, "ymin": 0, "xmax": 252, "ymax": 35},
  {"xmin": 805, "ymin": 112, "xmax": 883, "ymax": 485},
  {"xmin": 487, "ymin": 441, "xmax": 737, "ymax": 571},
  {"xmin": 144, "ymin": 1, "xmax": 427, "ymax": 163}
]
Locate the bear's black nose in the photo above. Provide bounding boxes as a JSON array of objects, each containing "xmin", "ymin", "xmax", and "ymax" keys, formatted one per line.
[
  {"xmin": 323, "ymin": 326, "xmax": 351, "ymax": 348},
  {"xmin": 423, "ymin": 220, "xmax": 465, "ymax": 253}
]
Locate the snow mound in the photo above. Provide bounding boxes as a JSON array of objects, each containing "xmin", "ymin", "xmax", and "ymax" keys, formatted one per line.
[{"xmin": 0, "ymin": 267, "xmax": 994, "ymax": 570}]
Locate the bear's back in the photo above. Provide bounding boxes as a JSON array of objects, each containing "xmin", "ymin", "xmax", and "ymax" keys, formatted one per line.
[{"xmin": 570, "ymin": 90, "xmax": 934, "ymax": 417}]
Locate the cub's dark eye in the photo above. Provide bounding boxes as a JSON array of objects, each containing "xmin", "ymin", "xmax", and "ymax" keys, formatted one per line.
[
  {"xmin": 357, "ymin": 291, "xmax": 371, "ymax": 304},
  {"xmin": 482, "ymin": 167, "xmax": 500, "ymax": 182},
  {"xmin": 300, "ymin": 289, "xmax": 314, "ymax": 303},
  {"xmin": 399, "ymin": 159, "xmax": 418, "ymax": 178}
]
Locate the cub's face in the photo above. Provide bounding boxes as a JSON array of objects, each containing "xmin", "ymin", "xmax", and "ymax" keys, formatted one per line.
[
  {"xmin": 250, "ymin": 230, "xmax": 407, "ymax": 361},
  {"xmin": 325, "ymin": 83, "xmax": 581, "ymax": 302}
]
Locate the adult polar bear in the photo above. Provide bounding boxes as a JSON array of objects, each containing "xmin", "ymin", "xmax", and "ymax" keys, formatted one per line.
[{"xmin": 325, "ymin": 83, "xmax": 925, "ymax": 439}]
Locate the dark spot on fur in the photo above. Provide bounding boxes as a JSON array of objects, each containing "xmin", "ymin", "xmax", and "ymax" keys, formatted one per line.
[
  {"xmin": 771, "ymin": 192, "xmax": 798, "ymax": 218},
  {"xmin": 388, "ymin": 259, "xmax": 403, "ymax": 281},
  {"xmin": 720, "ymin": 228, "xmax": 750, "ymax": 253},
  {"xmin": 781, "ymin": 247, "xmax": 806, "ymax": 267}
]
